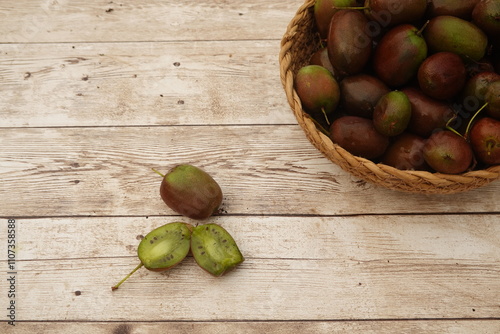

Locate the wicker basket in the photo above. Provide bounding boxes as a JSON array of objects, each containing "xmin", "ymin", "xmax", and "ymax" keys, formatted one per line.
[{"xmin": 279, "ymin": 0, "xmax": 500, "ymax": 194}]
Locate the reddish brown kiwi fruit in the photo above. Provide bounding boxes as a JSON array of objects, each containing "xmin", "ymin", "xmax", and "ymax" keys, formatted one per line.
[
  {"xmin": 472, "ymin": 0, "xmax": 500, "ymax": 37},
  {"xmin": 339, "ymin": 74, "xmax": 390, "ymax": 119},
  {"xmin": 330, "ymin": 116, "xmax": 390, "ymax": 159},
  {"xmin": 327, "ymin": 10, "xmax": 372, "ymax": 76},
  {"xmin": 423, "ymin": 131, "xmax": 473, "ymax": 174},
  {"xmin": 382, "ymin": 133, "xmax": 430, "ymax": 171},
  {"xmin": 426, "ymin": 0, "xmax": 480, "ymax": 20},
  {"xmin": 402, "ymin": 87, "xmax": 455, "ymax": 138},
  {"xmin": 154, "ymin": 165, "xmax": 223, "ymax": 220},
  {"xmin": 309, "ymin": 47, "xmax": 342, "ymax": 81},
  {"xmin": 364, "ymin": 0, "xmax": 428, "ymax": 27},
  {"xmin": 295, "ymin": 65, "xmax": 341, "ymax": 121},
  {"xmin": 470, "ymin": 117, "xmax": 500, "ymax": 165},
  {"xmin": 372, "ymin": 23, "xmax": 428, "ymax": 88},
  {"xmin": 462, "ymin": 72, "xmax": 500, "ymax": 110},
  {"xmin": 417, "ymin": 52, "xmax": 467, "ymax": 101},
  {"xmin": 314, "ymin": 0, "xmax": 358, "ymax": 39},
  {"xmin": 485, "ymin": 81, "xmax": 500, "ymax": 120}
]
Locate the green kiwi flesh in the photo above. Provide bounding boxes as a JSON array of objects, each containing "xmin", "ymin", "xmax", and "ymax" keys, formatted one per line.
[
  {"xmin": 112, "ymin": 222, "xmax": 193, "ymax": 290},
  {"xmin": 191, "ymin": 224, "xmax": 244, "ymax": 277},
  {"xmin": 112, "ymin": 222, "xmax": 244, "ymax": 290},
  {"xmin": 138, "ymin": 222, "xmax": 193, "ymax": 271}
]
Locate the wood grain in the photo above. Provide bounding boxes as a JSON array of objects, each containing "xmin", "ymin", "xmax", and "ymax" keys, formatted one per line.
[
  {"xmin": 0, "ymin": 41, "xmax": 293, "ymax": 127},
  {"xmin": 10, "ymin": 216, "xmax": 500, "ymax": 262},
  {"xmin": 1, "ymin": 126, "xmax": 499, "ymax": 217},
  {"xmin": 6, "ymin": 253, "xmax": 500, "ymax": 321},
  {"xmin": 2, "ymin": 321, "xmax": 500, "ymax": 334},
  {"xmin": 2, "ymin": 0, "xmax": 500, "ymax": 330},
  {"xmin": 0, "ymin": 0, "xmax": 304, "ymax": 43},
  {"xmin": 0, "ymin": 215, "xmax": 498, "ymax": 321}
]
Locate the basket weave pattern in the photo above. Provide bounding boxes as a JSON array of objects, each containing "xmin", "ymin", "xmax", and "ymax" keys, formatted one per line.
[{"xmin": 279, "ymin": 0, "xmax": 500, "ymax": 194}]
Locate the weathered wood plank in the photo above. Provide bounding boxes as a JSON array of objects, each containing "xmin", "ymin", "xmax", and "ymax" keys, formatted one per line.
[
  {"xmin": 0, "ymin": 0, "xmax": 303, "ymax": 43},
  {"xmin": 8, "ymin": 215, "xmax": 500, "ymax": 262},
  {"xmin": 0, "ymin": 215, "xmax": 498, "ymax": 321},
  {"xmin": 4, "ymin": 257, "xmax": 499, "ymax": 321},
  {"xmin": 1, "ymin": 126, "xmax": 499, "ymax": 217},
  {"xmin": 2, "ymin": 320, "xmax": 500, "ymax": 334},
  {"xmin": 4, "ymin": 0, "xmax": 498, "ymax": 329},
  {"xmin": 0, "ymin": 41, "xmax": 293, "ymax": 127}
]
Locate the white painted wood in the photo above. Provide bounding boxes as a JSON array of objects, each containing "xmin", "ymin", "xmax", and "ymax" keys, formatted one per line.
[
  {"xmin": 6, "ymin": 257, "xmax": 500, "ymax": 321},
  {"xmin": 10, "ymin": 216, "xmax": 500, "ymax": 262},
  {"xmin": 1, "ymin": 0, "xmax": 499, "ymax": 330},
  {"xmin": 2, "ymin": 321, "xmax": 500, "ymax": 334},
  {"xmin": 0, "ymin": 215, "xmax": 498, "ymax": 321},
  {"xmin": 0, "ymin": 0, "xmax": 304, "ymax": 43},
  {"xmin": 0, "ymin": 41, "xmax": 294, "ymax": 127},
  {"xmin": 1, "ymin": 126, "xmax": 499, "ymax": 217}
]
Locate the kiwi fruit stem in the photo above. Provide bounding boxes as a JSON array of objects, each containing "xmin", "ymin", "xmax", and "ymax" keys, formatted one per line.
[
  {"xmin": 309, "ymin": 115, "xmax": 330, "ymax": 137},
  {"xmin": 321, "ymin": 107, "xmax": 331, "ymax": 126},
  {"xmin": 445, "ymin": 114, "xmax": 465, "ymax": 138},
  {"xmin": 111, "ymin": 263, "xmax": 144, "ymax": 291},
  {"xmin": 152, "ymin": 168, "xmax": 165, "ymax": 178},
  {"xmin": 417, "ymin": 20, "xmax": 429, "ymax": 37},
  {"xmin": 464, "ymin": 102, "xmax": 489, "ymax": 140}
]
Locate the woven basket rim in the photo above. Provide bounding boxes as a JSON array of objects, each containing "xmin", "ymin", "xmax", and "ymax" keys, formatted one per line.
[{"xmin": 279, "ymin": 0, "xmax": 500, "ymax": 194}]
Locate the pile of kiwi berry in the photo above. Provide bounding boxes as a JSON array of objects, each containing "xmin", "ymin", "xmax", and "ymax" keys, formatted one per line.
[
  {"xmin": 112, "ymin": 165, "xmax": 243, "ymax": 291},
  {"xmin": 296, "ymin": 0, "xmax": 500, "ymax": 174}
]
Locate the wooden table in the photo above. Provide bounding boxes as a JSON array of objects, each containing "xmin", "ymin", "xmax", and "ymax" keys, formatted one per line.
[{"xmin": 1, "ymin": 1, "xmax": 499, "ymax": 333}]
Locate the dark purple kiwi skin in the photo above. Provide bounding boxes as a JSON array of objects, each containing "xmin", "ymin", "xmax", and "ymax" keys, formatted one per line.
[
  {"xmin": 472, "ymin": 0, "xmax": 500, "ymax": 37},
  {"xmin": 330, "ymin": 116, "xmax": 389, "ymax": 160},
  {"xmin": 427, "ymin": 0, "xmax": 480, "ymax": 20},
  {"xmin": 402, "ymin": 87, "xmax": 455, "ymax": 138},
  {"xmin": 295, "ymin": 65, "xmax": 341, "ymax": 117},
  {"xmin": 461, "ymin": 72, "xmax": 500, "ymax": 112},
  {"xmin": 470, "ymin": 117, "xmax": 500, "ymax": 165},
  {"xmin": 364, "ymin": 0, "xmax": 428, "ymax": 27},
  {"xmin": 417, "ymin": 52, "xmax": 467, "ymax": 101},
  {"xmin": 159, "ymin": 165, "xmax": 223, "ymax": 220},
  {"xmin": 340, "ymin": 74, "xmax": 390, "ymax": 119},
  {"xmin": 327, "ymin": 10, "xmax": 372, "ymax": 77},
  {"xmin": 372, "ymin": 24, "xmax": 428, "ymax": 88},
  {"xmin": 314, "ymin": 0, "xmax": 358, "ymax": 39},
  {"xmin": 466, "ymin": 58, "xmax": 496, "ymax": 78},
  {"xmin": 423, "ymin": 131, "xmax": 473, "ymax": 174},
  {"xmin": 309, "ymin": 47, "xmax": 343, "ymax": 81},
  {"xmin": 382, "ymin": 133, "xmax": 430, "ymax": 171},
  {"xmin": 485, "ymin": 81, "xmax": 500, "ymax": 120}
]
